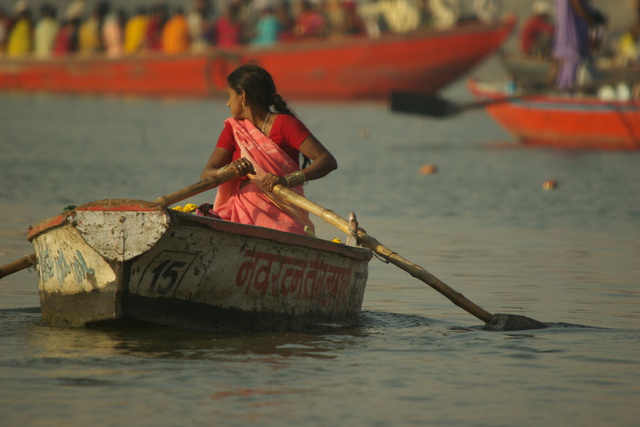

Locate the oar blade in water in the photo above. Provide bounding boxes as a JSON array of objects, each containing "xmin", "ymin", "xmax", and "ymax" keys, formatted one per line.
[{"xmin": 484, "ymin": 313, "xmax": 547, "ymax": 331}]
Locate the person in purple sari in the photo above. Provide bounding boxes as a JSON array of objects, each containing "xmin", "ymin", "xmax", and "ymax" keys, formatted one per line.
[{"xmin": 552, "ymin": 0, "xmax": 605, "ymax": 91}]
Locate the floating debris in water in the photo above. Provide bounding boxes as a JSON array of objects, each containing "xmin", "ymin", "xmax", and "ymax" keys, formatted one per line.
[
  {"xmin": 357, "ymin": 128, "xmax": 371, "ymax": 139},
  {"xmin": 420, "ymin": 164, "xmax": 438, "ymax": 175}
]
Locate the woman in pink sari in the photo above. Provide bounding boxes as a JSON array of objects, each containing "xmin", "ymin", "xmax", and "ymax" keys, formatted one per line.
[{"xmin": 200, "ymin": 62, "xmax": 338, "ymax": 236}]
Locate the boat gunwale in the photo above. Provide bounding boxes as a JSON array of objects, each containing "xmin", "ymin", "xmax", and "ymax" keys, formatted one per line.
[
  {"xmin": 27, "ymin": 198, "xmax": 372, "ymax": 261},
  {"xmin": 468, "ymin": 78, "xmax": 640, "ymax": 109}
]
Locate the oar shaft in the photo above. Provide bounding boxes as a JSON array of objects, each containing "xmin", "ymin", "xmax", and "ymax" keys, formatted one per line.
[
  {"xmin": 0, "ymin": 253, "xmax": 37, "ymax": 279},
  {"xmin": 153, "ymin": 167, "xmax": 241, "ymax": 207},
  {"xmin": 272, "ymin": 185, "xmax": 493, "ymax": 323},
  {"xmin": 357, "ymin": 234, "xmax": 492, "ymax": 322}
]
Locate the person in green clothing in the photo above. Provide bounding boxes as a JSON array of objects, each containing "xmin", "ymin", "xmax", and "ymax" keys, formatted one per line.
[{"xmin": 252, "ymin": 5, "xmax": 281, "ymax": 45}]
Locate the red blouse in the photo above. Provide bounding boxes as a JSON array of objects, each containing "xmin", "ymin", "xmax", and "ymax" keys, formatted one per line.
[{"xmin": 216, "ymin": 114, "xmax": 312, "ymax": 166}]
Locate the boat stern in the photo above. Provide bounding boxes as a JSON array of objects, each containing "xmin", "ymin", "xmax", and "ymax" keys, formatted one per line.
[{"xmin": 28, "ymin": 200, "xmax": 170, "ymax": 327}]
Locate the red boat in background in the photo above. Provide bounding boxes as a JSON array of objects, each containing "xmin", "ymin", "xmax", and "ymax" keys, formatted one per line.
[
  {"xmin": 0, "ymin": 16, "xmax": 515, "ymax": 101},
  {"xmin": 468, "ymin": 79, "xmax": 640, "ymax": 150}
]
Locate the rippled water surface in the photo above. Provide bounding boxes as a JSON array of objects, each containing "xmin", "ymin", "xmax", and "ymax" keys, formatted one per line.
[{"xmin": 1, "ymin": 85, "xmax": 639, "ymax": 426}]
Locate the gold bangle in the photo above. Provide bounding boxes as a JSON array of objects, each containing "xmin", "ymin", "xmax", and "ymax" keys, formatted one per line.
[{"xmin": 285, "ymin": 171, "xmax": 306, "ymax": 187}]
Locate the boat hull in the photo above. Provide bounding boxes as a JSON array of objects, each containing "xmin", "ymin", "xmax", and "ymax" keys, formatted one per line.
[
  {"xmin": 0, "ymin": 18, "xmax": 515, "ymax": 101},
  {"xmin": 28, "ymin": 200, "xmax": 372, "ymax": 331},
  {"xmin": 468, "ymin": 79, "xmax": 640, "ymax": 150}
]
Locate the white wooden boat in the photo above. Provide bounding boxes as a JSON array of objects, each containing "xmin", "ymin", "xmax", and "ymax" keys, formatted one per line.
[{"xmin": 27, "ymin": 199, "xmax": 372, "ymax": 331}]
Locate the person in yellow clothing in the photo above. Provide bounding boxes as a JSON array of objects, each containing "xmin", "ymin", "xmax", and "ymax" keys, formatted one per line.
[
  {"xmin": 161, "ymin": 8, "xmax": 190, "ymax": 54},
  {"xmin": 78, "ymin": 1, "xmax": 109, "ymax": 54},
  {"xmin": 7, "ymin": 2, "xmax": 33, "ymax": 57},
  {"xmin": 124, "ymin": 7, "xmax": 148, "ymax": 54},
  {"xmin": 617, "ymin": 24, "xmax": 640, "ymax": 66}
]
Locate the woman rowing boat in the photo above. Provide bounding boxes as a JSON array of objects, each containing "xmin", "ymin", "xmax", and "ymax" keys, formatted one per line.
[{"xmin": 200, "ymin": 61, "xmax": 338, "ymax": 236}]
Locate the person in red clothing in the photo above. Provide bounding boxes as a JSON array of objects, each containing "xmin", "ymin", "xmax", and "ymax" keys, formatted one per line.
[
  {"xmin": 145, "ymin": 3, "xmax": 168, "ymax": 52},
  {"xmin": 53, "ymin": 19, "xmax": 78, "ymax": 55},
  {"xmin": 200, "ymin": 62, "xmax": 337, "ymax": 236},
  {"xmin": 211, "ymin": 1, "xmax": 242, "ymax": 47},
  {"xmin": 520, "ymin": 1, "xmax": 554, "ymax": 57},
  {"xmin": 293, "ymin": 0, "xmax": 325, "ymax": 38}
]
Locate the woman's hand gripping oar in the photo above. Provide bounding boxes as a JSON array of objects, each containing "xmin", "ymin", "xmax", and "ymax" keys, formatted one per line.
[
  {"xmin": 271, "ymin": 184, "xmax": 546, "ymax": 332},
  {"xmin": 0, "ymin": 161, "xmax": 251, "ymax": 280}
]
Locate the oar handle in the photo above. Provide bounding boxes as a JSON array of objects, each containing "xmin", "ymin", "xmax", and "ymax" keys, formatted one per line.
[
  {"xmin": 357, "ymin": 233, "xmax": 493, "ymax": 323},
  {"xmin": 272, "ymin": 184, "xmax": 493, "ymax": 323}
]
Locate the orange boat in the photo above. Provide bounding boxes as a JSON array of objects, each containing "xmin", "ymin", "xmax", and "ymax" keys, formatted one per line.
[
  {"xmin": 0, "ymin": 16, "xmax": 515, "ymax": 101},
  {"xmin": 468, "ymin": 79, "xmax": 640, "ymax": 150}
]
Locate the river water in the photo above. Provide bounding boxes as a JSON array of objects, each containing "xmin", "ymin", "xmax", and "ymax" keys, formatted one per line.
[{"xmin": 1, "ymin": 83, "xmax": 639, "ymax": 426}]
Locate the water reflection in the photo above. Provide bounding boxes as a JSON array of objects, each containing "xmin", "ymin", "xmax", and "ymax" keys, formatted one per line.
[{"xmin": 5, "ymin": 306, "xmax": 450, "ymax": 362}]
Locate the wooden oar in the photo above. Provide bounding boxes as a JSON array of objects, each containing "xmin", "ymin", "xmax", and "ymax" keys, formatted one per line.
[
  {"xmin": 272, "ymin": 184, "xmax": 546, "ymax": 331},
  {"xmin": 0, "ymin": 254, "xmax": 37, "ymax": 280},
  {"xmin": 0, "ymin": 166, "xmax": 245, "ymax": 280},
  {"xmin": 152, "ymin": 166, "xmax": 242, "ymax": 207}
]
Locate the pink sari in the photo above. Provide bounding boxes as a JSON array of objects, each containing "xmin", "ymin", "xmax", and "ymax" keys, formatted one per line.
[{"xmin": 212, "ymin": 118, "xmax": 314, "ymax": 236}]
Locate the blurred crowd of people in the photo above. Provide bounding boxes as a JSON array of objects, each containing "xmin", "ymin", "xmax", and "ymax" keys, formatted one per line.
[
  {"xmin": 515, "ymin": 0, "xmax": 640, "ymax": 95},
  {"xmin": 0, "ymin": 0, "xmax": 504, "ymax": 58},
  {"xmin": 520, "ymin": 0, "xmax": 640, "ymax": 67}
]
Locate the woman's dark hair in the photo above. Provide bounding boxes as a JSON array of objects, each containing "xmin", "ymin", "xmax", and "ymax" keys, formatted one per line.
[
  {"xmin": 228, "ymin": 61, "xmax": 309, "ymax": 167},
  {"xmin": 227, "ymin": 61, "xmax": 295, "ymax": 116}
]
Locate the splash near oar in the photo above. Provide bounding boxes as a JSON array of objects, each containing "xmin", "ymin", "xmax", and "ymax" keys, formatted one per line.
[{"xmin": 271, "ymin": 184, "xmax": 546, "ymax": 332}]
